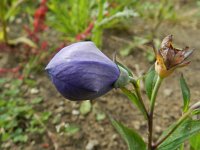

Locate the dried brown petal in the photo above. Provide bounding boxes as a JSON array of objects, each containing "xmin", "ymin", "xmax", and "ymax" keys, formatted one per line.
[
  {"xmin": 161, "ymin": 35, "xmax": 173, "ymax": 49},
  {"xmin": 170, "ymin": 50, "xmax": 185, "ymax": 67},
  {"xmin": 155, "ymin": 35, "xmax": 193, "ymax": 78}
]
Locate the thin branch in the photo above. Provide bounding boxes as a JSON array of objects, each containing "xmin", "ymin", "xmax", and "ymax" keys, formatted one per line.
[
  {"xmin": 148, "ymin": 76, "xmax": 163, "ymax": 150},
  {"xmin": 153, "ymin": 110, "xmax": 191, "ymax": 149},
  {"xmin": 130, "ymin": 79, "xmax": 149, "ymax": 120}
]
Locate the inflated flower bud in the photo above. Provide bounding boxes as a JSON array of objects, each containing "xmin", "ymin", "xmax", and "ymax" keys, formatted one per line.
[{"xmin": 45, "ymin": 42, "xmax": 130, "ymax": 100}]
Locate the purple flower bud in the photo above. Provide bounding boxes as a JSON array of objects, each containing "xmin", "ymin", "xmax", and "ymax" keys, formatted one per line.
[{"xmin": 45, "ymin": 42, "xmax": 120, "ymax": 100}]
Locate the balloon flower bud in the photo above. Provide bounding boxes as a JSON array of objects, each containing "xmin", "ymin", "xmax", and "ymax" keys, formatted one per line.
[
  {"xmin": 45, "ymin": 42, "xmax": 130, "ymax": 101},
  {"xmin": 155, "ymin": 35, "xmax": 193, "ymax": 78}
]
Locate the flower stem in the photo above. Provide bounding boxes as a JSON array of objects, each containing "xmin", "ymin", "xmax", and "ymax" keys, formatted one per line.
[
  {"xmin": 130, "ymin": 78, "xmax": 149, "ymax": 120},
  {"xmin": 0, "ymin": 1, "xmax": 8, "ymax": 44},
  {"xmin": 148, "ymin": 76, "xmax": 163, "ymax": 150},
  {"xmin": 153, "ymin": 110, "xmax": 191, "ymax": 149},
  {"xmin": 2, "ymin": 19, "xmax": 8, "ymax": 44}
]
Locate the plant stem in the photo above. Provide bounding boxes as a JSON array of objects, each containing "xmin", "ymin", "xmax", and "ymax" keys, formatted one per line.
[
  {"xmin": 0, "ymin": 0, "xmax": 8, "ymax": 44},
  {"xmin": 148, "ymin": 76, "xmax": 163, "ymax": 150},
  {"xmin": 153, "ymin": 110, "xmax": 191, "ymax": 149},
  {"xmin": 131, "ymin": 79, "xmax": 149, "ymax": 120},
  {"xmin": 2, "ymin": 19, "xmax": 8, "ymax": 44},
  {"xmin": 92, "ymin": 0, "xmax": 104, "ymax": 47}
]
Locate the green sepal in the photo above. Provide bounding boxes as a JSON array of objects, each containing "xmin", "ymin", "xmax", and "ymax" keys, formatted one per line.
[
  {"xmin": 114, "ymin": 63, "xmax": 133, "ymax": 88},
  {"xmin": 115, "ymin": 61, "xmax": 133, "ymax": 77}
]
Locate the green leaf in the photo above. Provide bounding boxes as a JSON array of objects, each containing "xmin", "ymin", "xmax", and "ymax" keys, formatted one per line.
[
  {"xmin": 65, "ymin": 124, "xmax": 80, "ymax": 135},
  {"xmin": 2, "ymin": 132, "xmax": 10, "ymax": 141},
  {"xmin": 145, "ymin": 65, "xmax": 158, "ymax": 100},
  {"xmin": 120, "ymin": 46, "xmax": 132, "ymax": 56},
  {"xmin": 180, "ymin": 75, "xmax": 190, "ymax": 112},
  {"xmin": 13, "ymin": 134, "xmax": 28, "ymax": 143},
  {"xmin": 179, "ymin": 144, "xmax": 184, "ymax": 150},
  {"xmin": 41, "ymin": 111, "xmax": 52, "ymax": 121},
  {"xmin": 31, "ymin": 97, "xmax": 43, "ymax": 104},
  {"xmin": 121, "ymin": 87, "xmax": 147, "ymax": 119},
  {"xmin": 97, "ymin": 9, "xmax": 138, "ymax": 27},
  {"xmin": 24, "ymin": 79, "xmax": 37, "ymax": 87},
  {"xmin": 96, "ymin": 112, "xmax": 106, "ymax": 121},
  {"xmin": 4, "ymin": 89, "xmax": 20, "ymax": 97},
  {"xmin": 146, "ymin": 51, "xmax": 155, "ymax": 62},
  {"xmin": 111, "ymin": 119, "xmax": 146, "ymax": 150},
  {"xmin": 0, "ymin": 31, "xmax": 3, "ymax": 41},
  {"xmin": 80, "ymin": 100, "xmax": 92, "ymax": 115},
  {"xmin": 190, "ymin": 132, "xmax": 200, "ymax": 150},
  {"xmin": 158, "ymin": 119, "xmax": 200, "ymax": 150},
  {"xmin": 0, "ymin": 78, "xmax": 7, "ymax": 85},
  {"xmin": 191, "ymin": 109, "xmax": 200, "ymax": 115},
  {"xmin": 52, "ymin": 114, "xmax": 61, "ymax": 125},
  {"xmin": 5, "ymin": 0, "xmax": 25, "ymax": 21}
]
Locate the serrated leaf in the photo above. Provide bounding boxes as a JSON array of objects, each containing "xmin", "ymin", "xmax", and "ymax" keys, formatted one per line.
[
  {"xmin": 145, "ymin": 65, "xmax": 158, "ymax": 100},
  {"xmin": 121, "ymin": 87, "xmax": 147, "ymax": 119},
  {"xmin": 190, "ymin": 132, "xmax": 200, "ymax": 150},
  {"xmin": 111, "ymin": 119, "xmax": 146, "ymax": 150},
  {"xmin": 180, "ymin": 75, "xmax": 190, "ymax": 112},
  {"xmin": 158, "ymin": 119, "xmax": 200, "ymax": 150}
]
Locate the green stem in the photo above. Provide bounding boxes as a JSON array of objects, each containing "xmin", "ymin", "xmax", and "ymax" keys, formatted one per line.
[
  {"xmin": 2, "ymin": 19, "xmax": 8, "ymax": 44},
  {"xmin": 153, "ymin": 110, "xmax": 191, "ymax": 149},
  {"xmin": 148, "ymin": 76, "xmax": 163, "ymax": 150},
  {"xmin": 0, "ymin": 0, "xmax": 8, "ymax": 44},
  {"xmin": 130, "ymin": 79, "xmax": 149, "ymax": 120},
  {"xmin": 92, "ymin": 0, "xmax": 104, "ymax": 47}
]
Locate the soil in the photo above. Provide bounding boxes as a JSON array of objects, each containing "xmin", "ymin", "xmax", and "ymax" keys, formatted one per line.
[{"xmin": 1, "ymin": 11, "xmax": 200, "ymax": 150}]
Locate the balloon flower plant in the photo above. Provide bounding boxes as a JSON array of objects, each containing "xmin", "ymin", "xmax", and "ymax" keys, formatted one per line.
[{"xmin": 46, "ymin": 35, "xmax": 200, "ymax": 150}]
